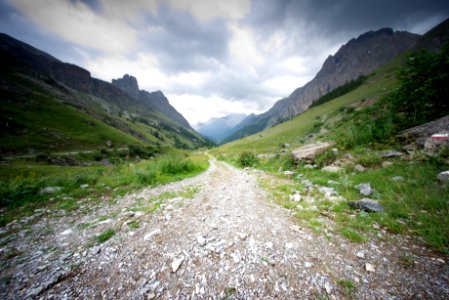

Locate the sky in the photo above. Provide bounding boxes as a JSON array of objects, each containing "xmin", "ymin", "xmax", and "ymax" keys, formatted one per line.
[{"xmin": 1, "ymin": 0, "xmax": 449, "ymax": 126}]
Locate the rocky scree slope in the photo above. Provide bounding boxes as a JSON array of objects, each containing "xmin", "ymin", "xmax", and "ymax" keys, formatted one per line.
[{"xmin": 225, "ymin": 28, "xmax": 419, "ymax": 142}]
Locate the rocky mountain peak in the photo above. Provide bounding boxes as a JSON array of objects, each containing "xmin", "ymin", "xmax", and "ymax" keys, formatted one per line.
[{"xmin": 111, "ymin": 74, "xmax": 140, "ymax": 98}]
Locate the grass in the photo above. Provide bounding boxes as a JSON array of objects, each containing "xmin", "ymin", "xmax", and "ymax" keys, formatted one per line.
[
  {"xmin": 0, "ymin": 153, "xmax": 209, "ymax": 226},
  {"xmin": 95, "ymin": 228, "xmax": 115, "ymax": 244}
]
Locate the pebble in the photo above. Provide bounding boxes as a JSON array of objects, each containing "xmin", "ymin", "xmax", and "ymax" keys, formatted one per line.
[
  {"xmin": 356, "ymin": 251, "xmax": 365, "ymax": 259},
  {"xmin": 60, "ymin": 229, "xmax": 73, "ymax": 236},
  {"xmin": 304, "ymin": 262, "xmax": 313, "ymax": 268},
  {"xmin": 197, "ymin": 236, "xmax": 207, "ymax": 246},
  {"xmin": 365, "ymin": 263, "xmax": 375, "ymax": 272}
]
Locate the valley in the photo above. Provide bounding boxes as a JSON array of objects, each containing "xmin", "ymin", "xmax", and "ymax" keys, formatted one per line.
[{"xmin": 1, "ymin": 7, "xmax": 449, "ymax": 300}]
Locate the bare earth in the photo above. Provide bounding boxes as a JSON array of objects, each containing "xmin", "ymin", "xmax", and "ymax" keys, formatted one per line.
[{"xmin": 0, "ymin": 159, "xmax": 448, "ymax": 299}]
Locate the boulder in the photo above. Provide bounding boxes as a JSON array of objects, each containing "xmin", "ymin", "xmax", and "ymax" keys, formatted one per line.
[
  {"xmin": 291, "ymin": 142, "xmax": 335, "ymax": 162},
  {"xmin": 348, "ymin": 198, "xmax": 384, "ymax": 212},
  {"xmin": 356, "ymin": 183, "xmax": 373, "ymax": 196},
  {"xmin": 437, "ymin": 171, "xmax": 449, "ymax": 182}
]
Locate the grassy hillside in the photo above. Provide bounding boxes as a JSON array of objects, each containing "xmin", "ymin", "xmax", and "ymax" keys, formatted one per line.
[
  {"xmin": 0, "ymin": 72, "xmax": 209, "ymax": 156},
  {"xmin": 213, "ymin": 52, "xmax": 449, "ymax": 254},
  {"xmin": 214, "ymin": 57, "xmax": 400, "ymax": 156}
]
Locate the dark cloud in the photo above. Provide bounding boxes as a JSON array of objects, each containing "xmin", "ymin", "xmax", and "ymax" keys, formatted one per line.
[{"xmin": 139, "ymin": 5, "xmax": 231, "ymax": 74}]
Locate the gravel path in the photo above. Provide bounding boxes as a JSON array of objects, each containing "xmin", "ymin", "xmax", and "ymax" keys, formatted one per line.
[{"xmin": 0, "ymin": 159, "xmax": 447, "ymax": 299}]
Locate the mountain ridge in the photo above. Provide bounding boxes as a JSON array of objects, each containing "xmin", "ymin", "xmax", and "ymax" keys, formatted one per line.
[{"xmin": 224, "ymin": 27, "xmax": 420, "ymax": 142}]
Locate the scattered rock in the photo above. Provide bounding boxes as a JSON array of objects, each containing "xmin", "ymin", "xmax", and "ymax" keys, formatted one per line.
[
  {"xmin": 319, "ymin": 187, "xmax": 336, "ymax": 198},
  {"xmin": 348, "ymin": 198, "xmax": 384, "ymax": 213},
  {"xmin": 365, "ymin": 263, "xmax": 375, "ymax": 272},
  {"xmin": 356, "ymin": 183, "xmax": 373, "ymax": 196},
  {"xmin": 304, "ymin": 262, "xmax": 313, "ymax": 268},
  {"xmin": 105, "ymin": 140, "xmax": 112, "ymax": 148},
  {"xmin": 172, "ymin": 256, "xmax": 184, "ymax": 273},
  {"xmin": 354, "ymin": 164, "xmax": 365, "ymax": 172},
  {"xmin": 356, "ymin": 251, "xmax": 365, "ymax": 259},
  {"xmin": 321, "ymin": 165, "xmax": 342, "ymax": 173},
  {"xmin": 40, "ymin": 186, "xmax": 62, "ymax": 194},
  {"xmin": 80, "ymin": 184, "xmax": 89, "ymax": 189},
  {"xmin": 383, "ymin": 150, "xmax": 403, "ymax": 158},
  {"xmin": 437, "ymin": 171, "xmax": 449, "ymax": 182},
  {"xmin": 304, "ymin": 164, "xmax": 315, "ymax": 169}
]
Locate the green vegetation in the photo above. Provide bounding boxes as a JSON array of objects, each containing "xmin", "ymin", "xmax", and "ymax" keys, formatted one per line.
[
  {"xmin": 96, "ymin": 228, "xmax": 115, "ymax": 244},
  {"xmin": 335, "ymin": 44, "xmax": 449, "ymax": 149},
  {"xmin": 238, "ymin": 151, "xmax": 258, "ymax": 167},
  {"xmin": 214, "ymin": 46, "xmax": 449, "ymax": 254},
  {"xmin": 311, "ymin": 75, "xmax": 366, "ymax": 108},
  {"xmin": 0, "ymin": 152, "xmax": 209, "ymax": 226}
]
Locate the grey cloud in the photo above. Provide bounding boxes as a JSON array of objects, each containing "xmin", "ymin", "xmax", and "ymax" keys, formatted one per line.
[{"xmin": 139, "ymin": 5, "xmax": 231, "ymax": 74}]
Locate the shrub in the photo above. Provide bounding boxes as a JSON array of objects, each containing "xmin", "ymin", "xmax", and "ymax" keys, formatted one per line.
[{"xmin": 238, "ymin": 151, "xmax": 258, "ymax": 167}]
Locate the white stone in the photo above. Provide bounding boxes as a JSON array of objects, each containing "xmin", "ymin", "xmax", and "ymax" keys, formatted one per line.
[
  {"xmin": 354, "ymin": 164, "xmax": 365, "ymax": 172},
  {"xmin": 60, "ymin": 229, "xmax": 73, "ymax": 236},
  {"xmin": 437, "ymin": 171, "xmax": 449, "ymax": 182},
  {"xmin": 80, "ymin": 184, "xmax": 89, "ymax": 189},
  {"xmin": 197, "ymin": 236, "xmax": 207, "ymax": 246},
  {"xmin": 356, "ymin": 251, "xmax": 365, "ymax": 259},
  {"xmin": 357, "ymin": 183, "xmax": 373, "ymax": 196},
  {"xmin": 365, "ymin": 263, "xmax": 375, "ymax": 272},
  {"xmin": 304, "ymin": 262, "xmax": 313, "ymax": 268},
  {"xmin": 290, "ymin": 193, "xmax": 301, "ymax": 202},
  {"xmin": 143, "ymin": 229, "xmax": 161, "ymax": 241},
  {"xmin": 172, "ymin": 256, "xmax": 184, "ymax": 273}
]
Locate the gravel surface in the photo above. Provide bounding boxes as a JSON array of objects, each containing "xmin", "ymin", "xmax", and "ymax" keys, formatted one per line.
[{"xmin": 0, "ymin": 159, "xmax": 448, "ymax": 299}]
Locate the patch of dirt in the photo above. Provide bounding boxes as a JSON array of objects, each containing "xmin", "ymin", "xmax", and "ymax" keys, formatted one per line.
[{"xmin": 0, "ymin": 160, "xmax": 447, "ymax": 299}]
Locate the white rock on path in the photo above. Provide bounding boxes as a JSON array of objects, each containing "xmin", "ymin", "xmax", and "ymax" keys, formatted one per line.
[
  {"xmin": 365, "ymin": 263, "xmax": 375, "ymax": 272},
  {"xmin": 60, "ymin": 229, "xmax": 73, "ymax": 236},
  {"xmin": 197, "ymin": 236, "xmax": 207, "ymax": 246},
  {"xmin": 172, "ymin": 256, "xmax": 184, "ymax": 273},
  {"xmin": 143, "ymin": 229, "xmax": 161, "ymax": 241}
]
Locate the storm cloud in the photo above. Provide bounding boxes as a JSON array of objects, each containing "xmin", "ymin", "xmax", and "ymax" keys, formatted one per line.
[{"xmin": 1, "ymin": 0, "xmax": 448, "ymax": 125}]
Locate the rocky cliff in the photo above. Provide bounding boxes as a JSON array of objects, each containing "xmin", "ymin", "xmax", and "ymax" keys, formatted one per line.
[{"xmin": 226, "ymin": 28, "xmax": 420, "ymax": 142}]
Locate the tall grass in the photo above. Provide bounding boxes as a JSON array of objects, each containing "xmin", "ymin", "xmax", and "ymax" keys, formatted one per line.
[{"xmin": 0, "ymin": 153, "xmax": 208, "ymax": 225}]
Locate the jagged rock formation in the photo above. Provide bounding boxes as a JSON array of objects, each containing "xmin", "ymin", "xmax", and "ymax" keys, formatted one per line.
[
  {"xmin": 225, "ymin": 28, "xmax": 420, "ymax": 142},
  {"xmin": 111, "ymin": 74, "xmax": 139, "ymax": 99}
]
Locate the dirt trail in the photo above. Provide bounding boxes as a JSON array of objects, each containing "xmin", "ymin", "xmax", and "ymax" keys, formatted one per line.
[{"xmin": 0, "ymin": 159, "xmax": 448, "ymax": 299}]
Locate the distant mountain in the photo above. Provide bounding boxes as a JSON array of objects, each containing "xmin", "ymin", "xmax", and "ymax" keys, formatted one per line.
[
  {"xmin": 196, "ymin": 113, "xmax": 247, "ymax": 144},
  {"xmin": 226, "ymin": 27, "xmax": 420, "ymax": 142},
  {"xmin": 0, "ymin": 33, "xmax": 210, "ymax": 154}
]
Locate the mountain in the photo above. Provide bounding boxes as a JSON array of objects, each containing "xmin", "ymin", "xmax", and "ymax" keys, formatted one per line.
[
  {"xmin": 225, "ymin": 28, "xmax": 420, "ymax": 142},
  {"xmin": 111, "ymin": 74, "xmax": 191, "ymax": 129},
  {"xmin": 0, "ymin": 33, "xmax": 210, "ymax": 155},
  {"xmin": 196, "ymin": 113, "xmax": 247, "ymax": 144}
]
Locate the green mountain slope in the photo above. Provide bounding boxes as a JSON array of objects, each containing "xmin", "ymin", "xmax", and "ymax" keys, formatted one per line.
[
  {"xmin": 214, "ymin": 57, "xmax": 400, "ymax": 156},
  {"xmin": 0, "ymin": 34, "xmax": 211, "ymax": 156}
]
